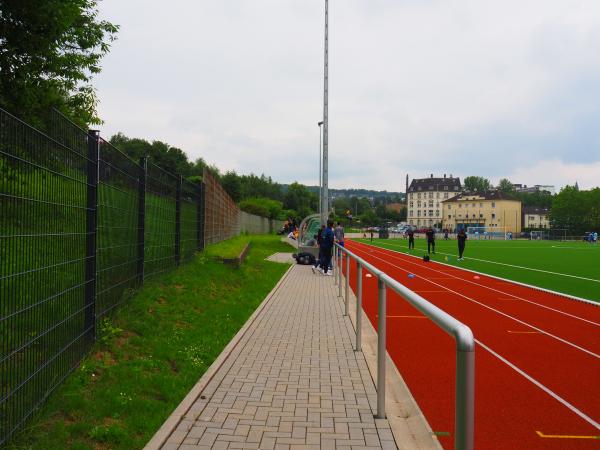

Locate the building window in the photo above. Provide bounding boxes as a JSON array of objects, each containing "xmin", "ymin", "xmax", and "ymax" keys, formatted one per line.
[
  {"xmin": 409, "ymin": 202, "xmax": 414, "ymax": 207},
  {"xmin": 429, "ymin": 200, "xmax": 433, "ymax": 207},
  {"xmin": 429, "ymin": 210, "xmax": 434, "ymax": 216},
  {"xmin": 444, "ymin": 186, "xmax": 448, "ymax": 191},
  {"xmin": 448, "ymin": 214, "xmax": 452, "ymax": 219},
  {"xmin": 417, "ymin": 210, "xmax": 421, "ymax": 217},
  {"xmin": 447, "ymin": 204, "xmax": 451, "ymax": 209},
  {"xmin": 436, "ymin": 192, "xmax": 440, "ymax": 198},
  {"xmin": 479, "ymin": 214, "xmax": 483, "ymax": 218},
  {"xmin": 491, "ymin": 202, "xmax": 495, "ymax": 207},
  {"xmin": 454, "ymin": 186, "xmax": 459, "ymax": 191},
  {"xmin": 429, "ymin": 192, "xmax": 433, "ymax": 198},
  {"xmin": 436, "ymin": 210, "xmax": 439, "ymax": 216},
  {"xmin": 444, "ymin": 192, "xmax": 448, "ymax": 198},
  {"xmin": 417, "ymin": 193, "xmax": 421, "ymax": 199},
  {"xmin": 417, "ymin": 201, "xmax": 421, "ymax": 207},
  {"xmin": 492, "ymin": 213, "xmax": 496, "ymax": 219},
  {"xmin": 458, "ymin": 214, "xmax": 462, "ymax": 218}
]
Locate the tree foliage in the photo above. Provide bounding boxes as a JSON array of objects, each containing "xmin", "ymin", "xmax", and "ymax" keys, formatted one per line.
[
  {"xmin": 549, "ymin": 186, "xmax": 600, "ymax": 234},
  {"xmin": 238, "ymin": 197, "xmax": 283, "ymax": 219},
  {"xmin": 463, "ymin": 176, "xmax": 492, "ymax": 192},
  {"xmin": 0, "ymin": 0, "xmax": 119, "ymax": 127},
  {"xmin": 497, "ymin": 178, "xmax": 515, "ymax": 193}
]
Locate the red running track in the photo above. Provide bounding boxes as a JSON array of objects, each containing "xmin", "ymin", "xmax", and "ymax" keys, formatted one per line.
[{"xmin": 342, "ymin": 240, "xmax": 600, "ymax": 449}]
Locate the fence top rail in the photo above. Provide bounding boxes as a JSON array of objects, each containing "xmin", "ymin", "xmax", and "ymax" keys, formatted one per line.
[{"xmin": 335, "ymin": 243, "xmax": 475, "ymax": 352}]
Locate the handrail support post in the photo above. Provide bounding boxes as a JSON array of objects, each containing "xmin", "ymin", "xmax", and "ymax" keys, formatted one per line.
[{"xmin": 376, "ymin": 276, "xmax": 386, "ymax": 419}]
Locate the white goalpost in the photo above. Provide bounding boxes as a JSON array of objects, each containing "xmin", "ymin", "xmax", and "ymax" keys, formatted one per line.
[{"xmin": 530, "ymin": 230, "xmax": 549, "ymax": 240}]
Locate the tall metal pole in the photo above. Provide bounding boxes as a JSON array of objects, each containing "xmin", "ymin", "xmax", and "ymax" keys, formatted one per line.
[
  {"xmin": 321, "ymin": 0, "xmax": 329, "ymax": 225},
  {"xmin": 318, "ymin": 122, "xmax": 323, "ymax": 217}
]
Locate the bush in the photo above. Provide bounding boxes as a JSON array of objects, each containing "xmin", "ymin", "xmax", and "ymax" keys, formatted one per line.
[{"xmin": 239, "ymin": 197, "xmax": 283, "ymax": 219}]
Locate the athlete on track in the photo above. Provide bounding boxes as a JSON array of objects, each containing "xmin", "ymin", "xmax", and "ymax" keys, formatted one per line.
[{"xmin": 457, "ymin": 228, "xmax": 467, "ymax": 260}]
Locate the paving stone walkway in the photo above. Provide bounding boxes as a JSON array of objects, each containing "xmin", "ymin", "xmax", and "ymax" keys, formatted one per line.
[{"xmin": 152, "ymin": 263, "xmax": 397, "ymax": 450}]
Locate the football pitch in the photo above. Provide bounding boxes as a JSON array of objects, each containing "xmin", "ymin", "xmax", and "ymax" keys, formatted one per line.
[{"xmin": 354, "ymin": 237, "xmax": 600, "ymax": 302}]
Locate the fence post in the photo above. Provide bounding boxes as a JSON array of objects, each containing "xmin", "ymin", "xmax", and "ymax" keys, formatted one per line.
[
  {"xmin": 175, "ymin": 175, "xmax": 182, "ymax": 266},
  {"xmin": 356, "ymin": 262, "xmax": 362, "ymax": 352},
  {"xmin": 137, "ymin": 156, "xmax": 147, "ymax": 283},
  {"xmin": 344, "ymin": 254, "xmax": 350, "ymax": 316},
  {"xmin": 376, "ymin": 276, "xmax": 387, "ymax": 419},
  {"xmin": 85, "ymin": 130, "xmax": 100, "ymax": 343}
]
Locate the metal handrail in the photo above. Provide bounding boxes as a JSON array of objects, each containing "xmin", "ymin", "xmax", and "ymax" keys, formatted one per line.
[{"xmin": 333, "ymin": 243, "xmax": 475, "ymax": 450}]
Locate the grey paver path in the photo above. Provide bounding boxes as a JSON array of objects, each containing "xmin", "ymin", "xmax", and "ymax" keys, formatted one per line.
[{"xmin": 152, "ymin": 263, "xmax": 396, "ymax": 449}]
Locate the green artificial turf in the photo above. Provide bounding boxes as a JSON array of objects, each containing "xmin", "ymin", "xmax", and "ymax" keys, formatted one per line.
[
  {"xmin": 354, "ymin": 238, "xmax": 600, "ymax": 302},
  {"xmin": 5, "ymin": 235, "xmax": 292, "ymax": 450}
]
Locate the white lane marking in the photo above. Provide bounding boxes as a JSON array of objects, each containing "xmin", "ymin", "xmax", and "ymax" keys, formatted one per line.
[
  {"xmin": 348, "ymin": 243, "xmax": 600, "ymax": 359},
  {"xmin": 378, "ymin": 240, "xmax": 600, "ymax": 283},
  {"xmin": 475, "ymin": 339, "xmax": 600, "ymax": 430},
  {"xmin": 354, "ymin": 241, "xmax": 600, "ymax": 327}
]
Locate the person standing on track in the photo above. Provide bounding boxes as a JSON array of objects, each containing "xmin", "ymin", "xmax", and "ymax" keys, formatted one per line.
[
  {"xmin": 457, "ymin": 228, "xmax": 467, "ymax": 260},
  {"xmin": 425, "ymin": 227, "xmax": 436, "ymax": 254},
  {"xmin": 407, "ymin": 227, "xmax": 415, "ymax": 250}
]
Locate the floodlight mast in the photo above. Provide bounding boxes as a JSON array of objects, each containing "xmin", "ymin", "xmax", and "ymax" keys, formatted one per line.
[
  {"xmin": 321, "ymin": 0, "xmax": 329, "ymax": 225},
  {"xmin": 318, "ymin": 121, "xmax": 324, "ymax": 216}
]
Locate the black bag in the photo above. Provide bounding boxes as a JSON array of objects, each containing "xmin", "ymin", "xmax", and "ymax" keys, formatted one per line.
[
  {"xmin": 423, "ymin": 255, "xmax": 430, "ymax": 262},
  {"xmin": 293, "ymin": 252, "xmax": 315, "ymax": 265}
]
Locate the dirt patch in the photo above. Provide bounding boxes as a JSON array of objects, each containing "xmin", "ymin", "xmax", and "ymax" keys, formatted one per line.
[
  {"xmin": 174, "ymin": 284, "xmax": 185, "ymax": 291},
  {"xmin": 115, "ymin": 330, "xmax": 137, "ymax": 349},
  {"xmin": 93, "ymin": 350, "xmax": 116, "ymax": 367},
  {"xmin": 174, "ymin": 320, "xmax": 191, "ymax": 329},
  {"xmin": 193, "ymin": 306, "xmax": 204, "ymax": 314},
  {"xmin": 156, "ymin": 296, "xmax": 167, "ymax": 304},
  {"xmin": 168, "ymin": 359, "xmax": 179, "ymax": 373}
]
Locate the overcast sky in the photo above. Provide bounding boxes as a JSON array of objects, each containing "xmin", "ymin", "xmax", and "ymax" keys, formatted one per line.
[{"xmin": 96, "ymin": 0, "xmax": 600, "ymax": 191}]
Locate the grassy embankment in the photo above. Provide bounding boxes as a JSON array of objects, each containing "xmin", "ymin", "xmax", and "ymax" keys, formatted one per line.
[{"xmin": 6, "ymin": 235, "xmax": 292, "ymax": 450}]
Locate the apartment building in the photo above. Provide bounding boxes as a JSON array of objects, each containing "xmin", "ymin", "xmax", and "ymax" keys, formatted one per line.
[
  {"xmin": 442, "ymin": 191, "xmax": 522, "ymax": 234},
  {"xmin": 522, "ymin": 206, "xmax": 550, "ymax": 229},
  {"xmin": 406, "ymin": 174, "xmax": 461, "ymax": 228}
]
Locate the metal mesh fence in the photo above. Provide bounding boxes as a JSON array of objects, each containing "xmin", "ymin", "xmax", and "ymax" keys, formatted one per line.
[
  {"xmin": 0, "ymin": 108, "xmax": 231, "ymax": 445},
  {"xmin": 204, "ymin": 169, "xmax": 240, "ymax": 245},
  {"xmin": 96, "ymin": 139, "xmax": 142, "ymax": 319},
  {"xmin": 144, "ymin": 162, "xmax": 178, "ymax": 278},
  {"xmin": 0, "ymin": 109, "xmax": 92, "ymax": 444}
]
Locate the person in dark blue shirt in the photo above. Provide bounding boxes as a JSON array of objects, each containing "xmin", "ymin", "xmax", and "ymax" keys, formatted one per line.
[{"xmin": 319, "ymin": 220, "xmax": 335, "ymax": 275}]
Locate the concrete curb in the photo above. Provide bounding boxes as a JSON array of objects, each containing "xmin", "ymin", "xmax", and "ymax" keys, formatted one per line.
[
  {"xmin": 221, "ymin": 241, "xmax": 251, "ymax": 267},
  {"xmin": 143, "ymin": 264, "xmax": 295, "ymax": 449}
]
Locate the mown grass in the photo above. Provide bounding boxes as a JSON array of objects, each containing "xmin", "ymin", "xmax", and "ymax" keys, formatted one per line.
[
  {"xmin": 203, "ymin": 234, "xmax": 251, "ymax": 260},
  {"xmin": 6, "ymin": 235, "xmax": 292, "ymax": 450},
  {"xmin": 355, "ymin": 238, "xmax": 600, "ymax": 302}
]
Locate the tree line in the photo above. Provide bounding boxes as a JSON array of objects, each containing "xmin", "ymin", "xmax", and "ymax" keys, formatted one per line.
[{"xmin": 463, "ymin": 175, "xmax": 598, "ymax": 234}]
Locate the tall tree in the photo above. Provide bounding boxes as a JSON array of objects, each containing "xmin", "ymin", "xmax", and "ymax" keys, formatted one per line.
[
  {"xmin": 463, "ymin": 176, "xmax": 492, "ymax": 192},
  {"xmin": 497, "ymin": 178, "xmax": 515, "ymax": 193},
  {"xmin": 0, "ymin": 0, "xmax": 118, "ymax": 127}
]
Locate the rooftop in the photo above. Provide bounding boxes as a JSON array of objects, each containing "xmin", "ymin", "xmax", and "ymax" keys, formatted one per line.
[{"xmin": 442, "ymin": 190, "xmax": 520, "ymax": 203}]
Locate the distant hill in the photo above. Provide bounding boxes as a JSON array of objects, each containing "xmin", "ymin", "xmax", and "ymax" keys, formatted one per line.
[{"xmin": 283, "ymin": 185, "xmax": 405, "ymax": 200}]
